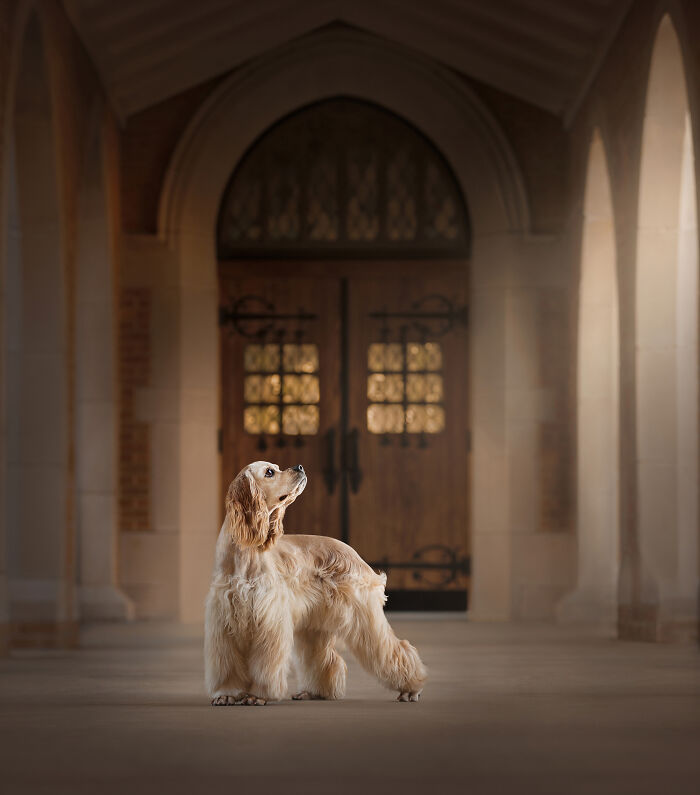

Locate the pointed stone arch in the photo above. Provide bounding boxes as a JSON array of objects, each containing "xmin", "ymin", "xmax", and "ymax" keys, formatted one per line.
[
  {"xmin": 559, "ymin": 128, "xmax": 620, "ymax": 630},
  {"xmin": 1, "ymin": 11, "xmax": 74, "ymax": 645},
  {"xmin": 634, "ymin": 14, "xmax": 699, "ymax": 639}
]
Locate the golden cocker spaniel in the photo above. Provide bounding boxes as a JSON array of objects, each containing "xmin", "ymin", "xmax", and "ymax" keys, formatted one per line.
[{"xmin": 205, "ymin": 461, "xmax": 427, "ymax": 705}]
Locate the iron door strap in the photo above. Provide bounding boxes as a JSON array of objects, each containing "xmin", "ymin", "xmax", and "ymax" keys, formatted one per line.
[{"xmin": 345, "ymin": 427, "xmax": 362, "ymax": 494}]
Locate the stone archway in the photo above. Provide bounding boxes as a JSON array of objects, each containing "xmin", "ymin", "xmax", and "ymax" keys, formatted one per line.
[
  {"xmin": 634, "ymin": 14, "xmax": 699, "ymax": 638},
  {"xmin": 158, "ymin": 28, "xmax": 531, "ymax": 621}
]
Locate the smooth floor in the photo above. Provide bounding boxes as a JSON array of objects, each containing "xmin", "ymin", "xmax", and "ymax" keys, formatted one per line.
[{"xmin": 1, "ymin": 619, "xmax": 699, "ymax": 794}]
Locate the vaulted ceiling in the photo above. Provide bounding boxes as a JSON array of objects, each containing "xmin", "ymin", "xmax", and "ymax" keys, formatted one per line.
[{"xmin": 63, "ymin": 0, "xmax": 632, "ymax": 121}]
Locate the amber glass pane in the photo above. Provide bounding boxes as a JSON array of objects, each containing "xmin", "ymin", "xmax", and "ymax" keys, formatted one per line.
[
  {"xmin": 283, "ymin": 344, "xmax": 319, "ymax": 373},
  {"xmin": 244, "ymin": 405, "xmax": 280, "ymax": 435},
  {"xmin": 282, "ymin": 374, "xmax": 320, "ymax": 404},
  {"xmin": 367, "ymin": 404, "xmax": 405, "ymax": 434},
  {"xmin": 405, "ymin": 404, "xmax": 445, "ymax": 434},
  {"xmin": 367, "ymin": 343, "xmax": 404, "ymax": 372},
  {"xmin": 244, "ymin": 344, "xmax": 280, "ymax": 373},
  {"xmin": 283, "ymin": 405, "xmax": 319, "ymax": 435},
  {"xmin": 406, "ymin": 373, "xmax": 443, "ymax": 403},
  {"xmin": 244, "ymin": 374, "xmax": 281, "ymax": 403},
  {"xmin": 406, "ymin": 341, "xmax": 442, "ymax": 371},
  {"xmin": 367, "ymin": 373, "xmax": 404, "ymax": 403}
]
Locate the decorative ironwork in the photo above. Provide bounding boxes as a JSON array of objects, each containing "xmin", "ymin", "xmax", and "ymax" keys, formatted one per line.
[
  {"xmin": 369, "ymin": 545, "xmax": 470, "ymax": 589},
  {"xmin": 217, "ymin": 98, "xmax": 470, "ymax": 258},
  {"xmin": 219, "ymin": 295, "xmax": 316, "ymax": 339},
  {"xmin": 369, "ymin": 294, "xmax": 468, "ymax": 339}
]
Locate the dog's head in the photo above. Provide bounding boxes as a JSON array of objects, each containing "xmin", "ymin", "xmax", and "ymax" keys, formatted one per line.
[{"xmin": 225, "ymin": 461, "xmax": 307, "ymax": 550}]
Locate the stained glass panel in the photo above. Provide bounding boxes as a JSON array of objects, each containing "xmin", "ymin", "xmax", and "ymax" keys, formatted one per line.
[
  {"xmin": 386, "ymin": 145, "xmax": 417, "ymax": 241},
  {"xmin": 367, "ymin": 373, "xmax": 404, "ymax": 403},
  {"xmin": 307, "ymin": 150, "xmax": 339, "ymax": 241},
  {"xmin": 368, "ymin": 343, "xmax": 404, "ymax": 372},
  {"xmin": 406, "ymin": 342, "xmax": 442, "ymax": 371},
  {"xmin": 347, "ymin": 147, "xmax": 379, "ymax": 241},
  {"xmin": 406, "ymin": 404, "xmax": 445, "ymax": 433},
  {"xmin": 366, "ymin": 340, "xmax": 445, "ymax": 436},
  {"xmin": 282, "ymin": 375, "xmax": 320, "ymax": 404},
  {"xmin": 244, "ymin": 374, "xmax": 281, "ymax": 404},
  {"xmin": 243, "ymin": 343, "xmax": 320, "ymax": 437},
  {"xmin": 367, "ymin": 404, "xmax": 405, "ymax": 435},
  {"xmin": 283, "ymin": 405, "xmax": 319, "ymax": 435},
  {"xmin": 244, "ymin": 405, "xmax": 280, "ymax": 435},
  {"xmin": 244, "ymin": 344, "xmax": 280, "ymax": 373},
  {"xmin": 283, "ymin": 344, "xmax": 318, "ymax": 373},
  {"xmin": 217, "ymin": 99, "xmax": 469, "ymax": 256},
  {"xmin": 406, "ymin": 373, "xmax": 443, "ymax": 403}
]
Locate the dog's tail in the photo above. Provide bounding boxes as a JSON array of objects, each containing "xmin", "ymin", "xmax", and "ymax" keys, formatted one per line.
[{"xmin": 346, "ymin": 592, "xmax": 427, "ymax": 698}]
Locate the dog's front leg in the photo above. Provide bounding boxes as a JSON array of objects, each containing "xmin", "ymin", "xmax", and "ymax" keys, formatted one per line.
[{"xmin": 246, "ymin": 618, "xmax": 293, "ymax": 704}]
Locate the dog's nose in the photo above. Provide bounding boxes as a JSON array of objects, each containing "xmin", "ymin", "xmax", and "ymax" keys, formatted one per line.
[{"xmin": 293, "ymin": 464, "xmax": 304, "ymax": 473}]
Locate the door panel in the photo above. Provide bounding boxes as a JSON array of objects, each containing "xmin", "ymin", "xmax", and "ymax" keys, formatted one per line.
[
  {"xmin": 219, "ymin": 262, "xmax": 470, "ymax": 609},
  {"xmin": 219, "ymin": 269, "xmax": 341, "ymax": 537},
  {"xmin": 346, "ymin": 273, "xmax": 470, "ymax": 607}
]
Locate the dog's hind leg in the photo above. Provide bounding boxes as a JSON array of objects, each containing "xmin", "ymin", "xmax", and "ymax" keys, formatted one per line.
[
  {"xmin": 345, "ymin": 595, "xmax": 427, "ymax": 702},
  {"xmin": 292, "ymin": 630, "xmax": 347, "ymax": 701}
]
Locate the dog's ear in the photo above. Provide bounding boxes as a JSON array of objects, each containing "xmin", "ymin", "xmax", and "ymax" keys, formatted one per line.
[
  {"xmin": 262, "ymin": 504, "xmax": 285, "ymax": 550},
  {"xmin": 225, "ymin": 469, "xmax": 269, "ymax": 549}
]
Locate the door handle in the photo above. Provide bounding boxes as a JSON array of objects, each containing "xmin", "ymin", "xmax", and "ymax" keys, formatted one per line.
[
  {"xmin": 322, "ymin": 428, "xmax": 338, "ymax": 495},
  {"xmin": 345, "ymin": 427, "xmax": 363, "ymax": 494}
]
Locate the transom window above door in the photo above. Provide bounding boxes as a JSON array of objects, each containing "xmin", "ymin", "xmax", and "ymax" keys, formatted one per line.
[{"xmin": 217, "ymin": 98, "xmax": 470, "ymax": 259}]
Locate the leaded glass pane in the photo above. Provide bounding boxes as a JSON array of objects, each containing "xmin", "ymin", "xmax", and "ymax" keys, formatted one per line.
[
  {"xmin": 283, "ymin": 344, "xmax": 319, "ymax": 373},
  {"xmin": 368, "ymin": 343, "xmax": 404, "ymax": 372},
  {"xmin": 307, "ymin": 150, "xmax": 339, "ymax": 241},
  {"xmin": 425, "ymin": 161, "xmax": 459, "ymax": 241},
  {"xmin": 282, "ymin": 374, "xmax": 320, "ymax": 404},
  {"xmin": 217, "ymin": 98, "xmax": 468, "ymax": 257},
  {"xmin": 386, "ymin": 145, "xmax": 417, "ymax": 241},
  {"xmin": 406, "ymin": 373, "xmax": 443, "ymax": 403},
  {"xmin": 283, "ymin": 405, "xmax": 319, "ymax": 435},
  {"xmin": 367, "ymin": 373, "xmax": 404, "ymax": 403},
  {"xmin": 367, "ymin": 404, "xmax": 405, "ymax": 434},
  {"xmin": 266, "ymin": 156, "xmax": 300, "ymax": 240},
  {"xmin": 347, "ymin": 147, "xmax": 379, "ymax": 241},
  {"xmin": 244, "ymin": 374, "xmax": 281, "ymax": 403},
  {"xmin": 244, "ymin": 405, "xmax": 280, "ymax": 435},
  {"xmin": 244, "ymin": 344, "xmax": 280, "ymax": 372},
  {"xmin": 406, "ymin": 341, "xmax": 442, "ymax": 371},
  {"xmin": 406, "ymin": 404, "xmax": 445, "ymax": 433}
]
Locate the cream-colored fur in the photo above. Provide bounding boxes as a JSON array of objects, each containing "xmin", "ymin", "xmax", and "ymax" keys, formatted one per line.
[{"xmin": 205, "ymin": 461, "xmax": 427, "ymax": 705}]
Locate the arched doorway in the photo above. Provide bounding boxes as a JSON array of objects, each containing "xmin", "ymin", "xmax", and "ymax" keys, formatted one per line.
[
  {"xmin": 635, "ymin": 15, "xmax": 699, "ymax": 636},
  {"xmin": 217, "ymin": 98, "xmax": 471, "ymax": 610}
]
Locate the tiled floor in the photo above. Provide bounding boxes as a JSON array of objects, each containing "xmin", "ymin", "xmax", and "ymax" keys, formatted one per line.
[{"xmin": 1, "ymin": 620, "xmax": 699, "ymax": 794}]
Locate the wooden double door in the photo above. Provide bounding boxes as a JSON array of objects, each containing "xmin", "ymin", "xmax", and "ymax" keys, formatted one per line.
[{"xmin": 220, "ymin": 261, "xmax": 470, "ymax": 610}]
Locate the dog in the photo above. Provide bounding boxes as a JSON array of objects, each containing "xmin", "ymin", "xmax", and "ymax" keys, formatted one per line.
[{"xmin": 204, "ymin": 461, "xmax": 427, "ymax": 705}]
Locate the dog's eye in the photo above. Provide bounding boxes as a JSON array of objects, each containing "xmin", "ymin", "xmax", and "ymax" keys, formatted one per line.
[{"xmin": 265, "ymin": 468, "xmax": 275, "ymax": 478}]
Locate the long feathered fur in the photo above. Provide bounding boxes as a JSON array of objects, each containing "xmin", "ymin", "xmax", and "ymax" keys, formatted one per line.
[{"xmin": 204, "ymin": 464, "xmax": 427, "ymax": 704}]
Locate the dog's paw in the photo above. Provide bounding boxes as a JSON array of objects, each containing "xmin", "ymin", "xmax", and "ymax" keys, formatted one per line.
[
  {"xmin": 292, "ymin": 691, "xmax": 325, "ymax": 701},
  {"xmin": 211, "ymin": 694, "xmax": 243, "ymax": 706},
  {"xmin": 397, "ymin": 689, "xmax": 422, "ymax": 702},
  {"xmin": 237, "ymin": 694, "xmax": 267, "ymax": 706}
]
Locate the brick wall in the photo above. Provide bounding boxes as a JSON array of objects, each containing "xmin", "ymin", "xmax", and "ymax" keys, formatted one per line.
[{"xmin": 118, "ymin": 288, "xmax": 151, "ymax": 532}]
